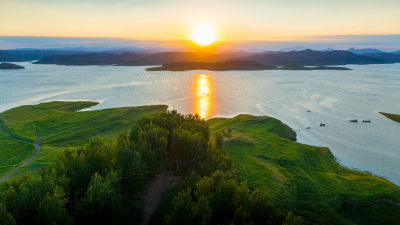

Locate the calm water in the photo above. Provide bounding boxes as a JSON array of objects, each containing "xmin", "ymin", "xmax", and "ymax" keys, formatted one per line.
[{"xmin": 1, "ymin": 62, "xmax": 399, "ymax": 185}]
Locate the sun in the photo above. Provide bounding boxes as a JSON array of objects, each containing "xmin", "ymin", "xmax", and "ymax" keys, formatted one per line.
[{"xmin": 190, "ymin": 25, "xmax": 217, "ymax": 46}]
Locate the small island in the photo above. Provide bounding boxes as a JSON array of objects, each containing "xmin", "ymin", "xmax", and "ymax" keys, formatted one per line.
[
  {"xmin": 146, "ymin": 61, "xmax": 352, "ymax": 71},
  {"xmin": 0, "ymin": 63, "xmax": 25, "ymax": 70},
  {"xmin": 380, "ymin": 112, "xmax": 400, "ymax": 122}
]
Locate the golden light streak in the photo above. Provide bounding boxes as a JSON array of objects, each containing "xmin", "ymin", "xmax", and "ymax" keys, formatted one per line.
[{"xmin": 194, "ymin": 73, "xmax": 213, "ymax": 118}]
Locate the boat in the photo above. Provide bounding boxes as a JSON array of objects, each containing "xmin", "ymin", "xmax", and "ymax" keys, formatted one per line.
[
  {"xmin": 306, "ymin": 127, "xmax": 311, "ymax": 129},
  {"xmin": 320, "ymin": 123, "xmax": 325, "ymax": 126},
  {"xmin": 349, "ymin": 119, "xmax": 358, "ymax": 123},
  {"xmin": 362, "ymin": 120, "xmax": 371, "ymax": 123}
]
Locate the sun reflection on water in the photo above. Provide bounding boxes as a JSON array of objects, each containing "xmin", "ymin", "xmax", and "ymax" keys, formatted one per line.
[{"xmin": 194, "ymin": 73, "xmax": 213, "ymax": 118}]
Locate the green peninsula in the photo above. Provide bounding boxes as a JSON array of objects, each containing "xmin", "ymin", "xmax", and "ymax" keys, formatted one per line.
[
  {"xmin": 207, "ymin": 115, "xmax": 400, "ymax": 224},
  {"xmin": 380, "ymin": 112, "xmax": 400, "ymax": 122},
  {"xmin": 0, "ymin": 102, "xmax": 399, "ymax": 225}
]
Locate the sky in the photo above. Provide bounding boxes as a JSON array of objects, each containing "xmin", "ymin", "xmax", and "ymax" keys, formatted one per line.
[{"xmin": 1, "ymin": 0, "xmax": 400, "ymax": 50}]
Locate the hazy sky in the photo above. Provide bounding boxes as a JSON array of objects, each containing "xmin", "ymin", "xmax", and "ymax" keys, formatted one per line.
[{"xmin": 1, "ymin": 0, "xmax": 400, "ymax": 42}]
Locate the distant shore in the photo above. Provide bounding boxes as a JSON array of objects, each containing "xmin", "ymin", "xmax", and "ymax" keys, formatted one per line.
[
  {"xmin": 0, "ymin": 63, "xmax": 24, "ymax": 70},
  {"xmin": 146, "ymin": 61, "xmax": 352, "ymax": 71}
]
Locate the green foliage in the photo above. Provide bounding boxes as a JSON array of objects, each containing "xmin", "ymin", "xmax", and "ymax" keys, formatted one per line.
[
  {"xmin": 166, "ymin": 171, "xmax": 281, "ymax": 225},
  {"xmin": 1, "ymin": 140, "xmax": 143, "ymax": 225},
  {"xmin": 116, "ymin": 134, "xmax": 147, "ymax": 196},
  {"xmin": 36, "ymin": 186, "xmax": 70, "ymax": 225},
  {"xmin": 132, "ymin": 110, "xmax": 227, "ymax": 176},
  {"xmin": 165, "ymin": 188, "xmax": 211, "ymax": 225},
  {"xmin": 53, "ymin": 141, "xmax": 114, "ymax": 200},
  {"xmin": 2, "ymin": 103, "xmax": 399, "ymax": 225},
  {"xmin": 249, "ymin": 191, "xmax": 281, "ymax": 225},
  {"xmin": 0, "ymin": 131, "xmax": 34, "ymax": 177},
  {"xmin": 207, "ymin": 114, "xmax": 400, "ymax": 225},
  {"xmin": 1, "ymin": 173, "xmax": 69, "ymax": 225},
  {"xmin": 129, "ymin": 119, "xmax": 168, "ymax": 175},
  {"xmin": 0, "ymin": 203, "xmax": 16, "ymax": 225},
  {"xmin": 283, "ymin": 211, "xmax": 303, "ymax": 225},
  {"xmin": 0, "ymin": 108, "xmax": 231, "ymax": 225},
  {"xmin": 170, "ymin": 128, "xmax": 208, "ymax": 172},
  {"xmin": 75, "ymin": 172, "xmax": 124, "ymax": 225},
  {"xmin": 380, "ymin": 112, "xmax": 400, "ymax": 122},
  {"xmin": 0, "ymin": 101, "xmax": 167, "ymax": 179}
]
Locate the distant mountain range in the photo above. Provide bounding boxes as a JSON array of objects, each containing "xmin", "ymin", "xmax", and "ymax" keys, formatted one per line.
[
  {"xmin": 0, "ymin": 52, "xmax": 25, "ymax": 62},
  {"xmin": 245, "ymin": 49, "xmax": 384, "ymax": 66},
  {"xmin": 32, "ymin": 52, "xmax": 238, "ymax": 66},
  {"xmin": 1, "ymin": 48, "xmax": 400, "ymax": 66},
  {"xmin": 0, "ymin": 50, "xmax": 87, "ymax": 62},
  {"xmin": 362, "ymin": 53, "xmax": 400, "ymax": 63},
  {"xmin": 33, "ymin": 49, "xmax": 400, "ymax": 66},
  {"xmin": 392, "ymin": 50, "xmax": 400, "ymax": 55},
  {"xmin": 347, "ymin": 48, "xmax": 385, "ymax": 54}
]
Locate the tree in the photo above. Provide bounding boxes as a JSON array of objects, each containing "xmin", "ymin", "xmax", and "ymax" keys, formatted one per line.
[
  {"xmin": 249, "ymin": 190, "xmax": 281, "ymax": 225},
  {"xmin": 130, "ymin": 122, "xmax": 168, "ymax": 175},
  {"xmin": 165, "ymin": 188, "xmax": 211, "ymax": 225},
  {"xmin": 215, "ymin": 133, "xmax": 223, "ymax": 151},
  {"xmin": 0, "ymin": 203, "xmax": 16, "ymax": 225},
  {"xmin": 2, "ymin": 175, "xmax": 42, "ymax": 225},
  {"xmin": 165, "ymin": 171, "xmax": 282, "ymax": 225},
  {"xmin": 75, "ymin": 172, "xmax": 124, "ymax": 225},
  {"xmin": 170, "ymin": 128, "xmax": 207, "ymax": 172},
  {"xmin": 115, "ymin": 142, "xmax": 147, "ymax": 196},
  {"xmin": 196, "ymin": 171, "xmax": 250, "ymax": 224},
  {"xmin": 36, "ymin": 186, "xmax": 70, "ymax": 225},
  {"xmin": 52, "ymin": 141, "xmax": 114, "ymax": 200},
  {"xmin": 165, "ymin": 188, "xmax": 194, "ymax": 225},
  {"xmin": 283, "ymin": 211, "xmax": 303, "ymax": 225}
]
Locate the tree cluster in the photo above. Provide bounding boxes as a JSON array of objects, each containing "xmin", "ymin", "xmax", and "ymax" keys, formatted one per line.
[{"xmin": 0, "ymin": 110, "xmax": 301, "ymax": 225}]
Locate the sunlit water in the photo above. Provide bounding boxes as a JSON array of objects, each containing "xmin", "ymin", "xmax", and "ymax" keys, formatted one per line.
[{"xmin": 1, "ymin": 62, "xmax": 399, "ymax": 185}]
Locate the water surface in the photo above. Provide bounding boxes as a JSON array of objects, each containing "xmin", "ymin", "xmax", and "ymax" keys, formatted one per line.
[{"xmin": 1, "ymin": 62, "xmax": 399, "ymax": 185}]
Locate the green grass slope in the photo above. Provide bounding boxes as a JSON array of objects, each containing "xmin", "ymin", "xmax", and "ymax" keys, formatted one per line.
[
  {"xmin": 0, "ymin": 131, "xmax": 34, "ymax": 177},
  {"xmin": 380, "ymin": 112, "xmax": 400, "ymax": 122},
  {"xmin": 207, "ymin": 114, "xmax": 400, "ymax": 225},
  {"xmin": 0, "ymin": 101, "xmax": 167, "ymax": 177}
]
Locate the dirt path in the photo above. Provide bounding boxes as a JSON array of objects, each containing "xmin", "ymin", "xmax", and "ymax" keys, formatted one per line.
[
  {"xmin": 0, "ymin": 125, "xmax": 41, "ymax": 183},
  {"xmin": 141, "ymin": 171, "xmax": 180, "ymax": 225}
]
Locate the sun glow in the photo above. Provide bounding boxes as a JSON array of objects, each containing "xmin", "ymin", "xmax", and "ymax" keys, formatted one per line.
[
  {"xmin": 194, "ymin": 73, "xmax": 214, "ymax": 118},
  {"xmin": 190, "ymin": 25, "xmax": 217, "ymax": 46}
]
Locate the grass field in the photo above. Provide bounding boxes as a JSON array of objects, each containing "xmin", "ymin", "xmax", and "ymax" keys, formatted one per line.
[
  {"xmin": 0, "ymin": 131, "xmax": 34, "ymax": 177},
  {"xmin": 380, "ymin": 112, "xmax": 400, "ymax": 122},
  {"xmin": 207, "ymin": 114, "xmax": 400, "ymax": 225},
  {"xmin": 0, "ymin": 101, "xmax": 168, "ymax": 179},
  {"xmin": 1, "ymin": 102, "xmax": 400, "ymax": 224}
]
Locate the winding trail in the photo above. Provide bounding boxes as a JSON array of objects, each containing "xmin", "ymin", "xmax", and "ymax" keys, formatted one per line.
[
  {"xmin": 0, "ymin": 124, "xmax": 41, "ymax": 183},
  {"xmin": 141, "ymin": 171, "xmax": 180, "ymax": 225}
]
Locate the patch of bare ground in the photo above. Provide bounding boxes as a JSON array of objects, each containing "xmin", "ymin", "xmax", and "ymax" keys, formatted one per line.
[{"xmin": 141, "ymin": 170, "xmax": 180, "ymax": 225}]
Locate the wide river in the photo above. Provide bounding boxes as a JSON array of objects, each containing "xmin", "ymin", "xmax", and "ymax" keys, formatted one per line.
[{"xmin": 1, "ymin": 62, "xmax": 399, "ymax": 185}]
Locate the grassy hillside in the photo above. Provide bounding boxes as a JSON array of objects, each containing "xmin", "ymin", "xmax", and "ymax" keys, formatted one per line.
[
  {"xmin": 380, "ymin": 112, "xmax": 400, "ymax": 122},
  {"xmin": 0, "ymin": 131, "xmax": 34, "ymax": 177},
  {"xmin": 1, "ymin": 103, "xmax": 400, "ymax": 224},
  {"xmin": 207, "ymin": 114, "xmax": 400, "ymax": 225},
  {"xmin": 0, "ymin": 101, "xmax": 167, "ymax": 178}
]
